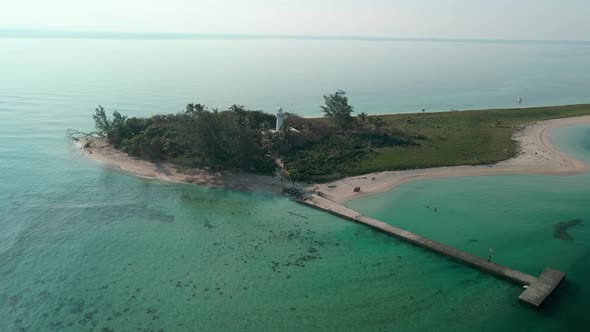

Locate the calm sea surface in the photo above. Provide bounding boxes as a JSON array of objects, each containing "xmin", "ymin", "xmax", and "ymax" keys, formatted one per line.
[{"xmin": 1, "ymin": 38, "xmax": 590, "ymax": 331}]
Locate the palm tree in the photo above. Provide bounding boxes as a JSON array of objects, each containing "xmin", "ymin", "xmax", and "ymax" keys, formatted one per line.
[
  {"xmin": 185, "ymin": 103, "xmax": 207, "ymax": 119},
  {"xmin": 186, "ymin": 103, "xmax": 195, "ymax": 114},
  {"xmin": 229, "ymin": 104, "xmax": 249, "ymax": 128},
  {"xmin": 229, "ymin": 104, "xmax": 246, "ymax": 112}
]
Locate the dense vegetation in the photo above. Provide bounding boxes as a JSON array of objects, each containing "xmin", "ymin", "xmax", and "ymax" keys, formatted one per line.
[
  {"xmin": 92, "ymin": 94, "xmax": 590, "ymax": 182},
  {"xmin": 93, "ymin": 104, "xmax": 277, "ymax": 173},
  {"xmin": 92, "ymin": 91, "xmax": 411, "ymax": 180}
]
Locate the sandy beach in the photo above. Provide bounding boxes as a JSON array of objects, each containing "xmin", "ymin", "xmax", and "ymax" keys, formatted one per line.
[
  {"xmin": 77, "ymin": 137, "xmax": 284, "ymax": 194},
  {"xmin": 78, "ymin": 115, "xmax": 590, "ymax": 200},
  {"xmin": 315, "ymin": 115, "xmax": 590, "ymax": 203}
]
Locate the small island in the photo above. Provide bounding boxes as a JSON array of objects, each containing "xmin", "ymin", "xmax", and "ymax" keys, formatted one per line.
[
  {"xmin": 76, "ymin": 92, "xmax": 590, "ymax": 199},
  {"xmin": 75, "ymin": 94, "xmax": 590, "ymax": 307}
]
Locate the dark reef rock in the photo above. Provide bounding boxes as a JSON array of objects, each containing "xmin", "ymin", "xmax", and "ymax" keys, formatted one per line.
[{"xmin": 553, "ymin": 219, "xmax": 583, "ymax": 241}]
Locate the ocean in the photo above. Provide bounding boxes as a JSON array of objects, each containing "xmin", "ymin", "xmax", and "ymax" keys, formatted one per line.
[{"xmin": 1, "ymin": 37, "xmax": 590, "ymax": 331}]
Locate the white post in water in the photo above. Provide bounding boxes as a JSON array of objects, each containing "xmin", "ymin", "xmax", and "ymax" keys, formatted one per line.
[{"xmin": 276, "ymin": 107, "xmax": 284, "ymax": 130}]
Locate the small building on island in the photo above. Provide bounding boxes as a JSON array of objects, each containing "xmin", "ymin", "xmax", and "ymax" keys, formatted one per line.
[
  {"xmin": 276, "ymin": 107, "xmax": 284, "ymax": 130},
  {"xmin": 272, "ymin": 107, "xmax": 298, "ymax": 133}
]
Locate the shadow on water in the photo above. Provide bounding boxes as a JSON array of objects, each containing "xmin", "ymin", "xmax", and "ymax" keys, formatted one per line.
[
  {"xmin": 536, "ymin": 279, "xmax": 578, "ymax": 316},
  {"xmin": 553, "ymin": 219, "xmax": 583, "ymax": 241},
  {"xmin": 534, "ymin": 249, "xmax": 590, "ymax": 330}
]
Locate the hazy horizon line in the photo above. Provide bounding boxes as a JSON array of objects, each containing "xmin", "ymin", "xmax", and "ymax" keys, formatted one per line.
[{"xmin": 1, "ymin": 28, "xmax": 590, "ymax": 45}]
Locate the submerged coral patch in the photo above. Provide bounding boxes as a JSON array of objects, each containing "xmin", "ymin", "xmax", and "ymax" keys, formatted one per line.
[{"xmin": 553, "ymin": 219, "xmax": 583, "ymax": 241}]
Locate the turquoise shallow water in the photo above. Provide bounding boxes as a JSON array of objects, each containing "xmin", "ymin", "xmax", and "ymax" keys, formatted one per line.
[
  {"xmin": 346, "ymin": 124, "xmax": 590, "ymax": 331},
  {"xmin": 1, "ymin": 38, "xmax": 590, "ymax": 331}
]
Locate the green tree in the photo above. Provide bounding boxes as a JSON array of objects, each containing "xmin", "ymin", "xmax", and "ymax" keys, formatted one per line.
[
  {"xmin": 93, "ymin": 106, "xmax": 111, "ymax": 136},
  {"xmin": 185, "ymin": 103, "xmax": 207, "ymax": 119},
  {"xmin": 229, "ymin": 104, "xmax": 246, "ymax": 112},
  {"xmin": 321, "ymin": 90, "xmax": 354, "ymax": 129},
  {"xmin": 111, "ymin": 111, "xmax": 127, "ymax": 129},
  {"xmin": 357, "ymin": 112, "xmax": 369, "ymax": 128},
  {"xmin": 368, "ymin": 116, "xmax": 385, "ymax": 131}
]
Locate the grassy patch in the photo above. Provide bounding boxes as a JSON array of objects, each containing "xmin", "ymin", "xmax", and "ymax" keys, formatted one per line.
[{"xmin": 290, "ymin": 104, "xmax": 590, "ymax": 180}]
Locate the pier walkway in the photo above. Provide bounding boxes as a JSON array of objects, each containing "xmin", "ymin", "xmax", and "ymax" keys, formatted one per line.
[{"xmin": 299, "ymin": 194, "xmax": 565, "ymax": 307}]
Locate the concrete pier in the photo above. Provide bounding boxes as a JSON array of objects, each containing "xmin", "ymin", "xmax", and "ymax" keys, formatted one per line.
[
  {"xmin": 519, "ymin": 268, "xmax": 565, "ymax": 307},
  {"xmin": 300, "ymin": 194, "xmax": 565, "ymax": 307}
]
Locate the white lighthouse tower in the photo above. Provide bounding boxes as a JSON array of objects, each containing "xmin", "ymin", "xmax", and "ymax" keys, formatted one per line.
[{"xmin": 275, "ymin": 107, "xmax": 284, "ymax": 130}]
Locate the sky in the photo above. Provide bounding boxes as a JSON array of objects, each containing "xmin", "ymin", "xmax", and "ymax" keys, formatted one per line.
[{"xmin": 1, "ymin": 0, "xmax": 589, "ymax": 40}]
